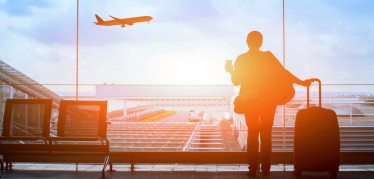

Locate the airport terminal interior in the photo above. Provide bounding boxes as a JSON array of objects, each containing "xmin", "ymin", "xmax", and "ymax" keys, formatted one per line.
[{"xmin": 1, "ymin": 0, "xmax": 374, "ymax": 178}]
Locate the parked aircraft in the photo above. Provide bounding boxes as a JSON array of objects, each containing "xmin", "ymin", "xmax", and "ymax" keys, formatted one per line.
[{"xmin": 94, "ymin": 14, "xmax": 153, "ymax": 28}]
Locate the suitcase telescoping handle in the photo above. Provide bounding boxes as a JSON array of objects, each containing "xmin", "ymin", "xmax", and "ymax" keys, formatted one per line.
[{"xmin": 307, "ymin": 78, "xmax": 322, "ymax": 108}]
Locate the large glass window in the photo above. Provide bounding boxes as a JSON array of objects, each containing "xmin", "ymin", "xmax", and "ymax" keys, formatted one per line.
[{"xmin": 1, "ymin": 0, "xmax": 373, "ymax": 153}]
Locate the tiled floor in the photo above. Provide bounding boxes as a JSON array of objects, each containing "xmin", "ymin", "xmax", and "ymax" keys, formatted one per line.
[{"xmin": 1, "ymin": 164, "xmax": 374, "ymax": 178}]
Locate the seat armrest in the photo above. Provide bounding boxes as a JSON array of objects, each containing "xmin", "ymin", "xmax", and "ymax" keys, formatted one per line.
[
  {"xmin": 0, "ymin": 136, "xmax": 47, "ymax": 141},
  {"xmin": 50, "ymin": 137, "xmax": 108, "ymax": 145}
]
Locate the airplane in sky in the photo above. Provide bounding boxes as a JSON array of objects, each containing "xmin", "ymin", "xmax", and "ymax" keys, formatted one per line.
[{"xmin": 94, "ymin": 14, "xmax": 153, "ymax": 28}]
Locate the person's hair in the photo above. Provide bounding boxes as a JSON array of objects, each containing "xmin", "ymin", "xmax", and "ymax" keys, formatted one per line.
[{"xmin": 247, "ymin": 31, "xmax": 263, "ymax": 49}]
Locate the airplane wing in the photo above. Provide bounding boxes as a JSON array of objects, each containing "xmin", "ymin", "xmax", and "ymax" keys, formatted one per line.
[{"xmin": 109, "ymin": 15, "xmax": 121, "ymax": 20}]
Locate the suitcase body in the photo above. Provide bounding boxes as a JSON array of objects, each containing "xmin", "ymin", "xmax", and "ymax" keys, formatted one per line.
[{"xmin": 294, "ymin": 79, "xmax": 340, "ymax": 178}]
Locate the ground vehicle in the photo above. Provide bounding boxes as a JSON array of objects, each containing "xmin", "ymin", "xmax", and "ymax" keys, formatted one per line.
[{"xmin": 188, "ymin": 110, "xmax": 204, "ymax": 122}]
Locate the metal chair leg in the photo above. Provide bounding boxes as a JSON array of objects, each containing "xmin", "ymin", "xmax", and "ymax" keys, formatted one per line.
[
  {"xmin": 102, "ymin": 155, "xmax": 109, "ymax": 179},
  {"xmin": 4, "ymin": 155, "xmax": 11, "ymax": 170},
  {"xmin": 0, "ymin": 159, "xmax": 3, "ymax": 178},
  {"xmin": 101, "ymin": 170, "xmax": 106, "ymax": 179},
  {"xmin": 131, "ymin": 163, "xmax": 135, "ymax": 173},
  {"xmin": 109, "ymin": 158, "xmax": 113, "ymax": 174},
  {"xmin": 0, "ymin": 156, "xmax": 3, "ymax": 171}
]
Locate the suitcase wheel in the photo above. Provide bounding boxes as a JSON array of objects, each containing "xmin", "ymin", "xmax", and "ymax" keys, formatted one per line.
[
  {"xmin": 293, "ymin": 169, "xmax": 301, "ymax": 176},
  {"xmin": 329, "ymin": 171, "xmax": 338, "ymax": 179}
]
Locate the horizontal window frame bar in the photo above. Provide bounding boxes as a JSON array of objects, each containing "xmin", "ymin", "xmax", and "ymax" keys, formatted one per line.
[{"xmin": 109, "ymin": 151, "xmax": 374, "ymax": 164}]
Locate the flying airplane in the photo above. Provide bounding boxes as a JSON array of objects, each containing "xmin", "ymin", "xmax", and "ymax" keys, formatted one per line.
[{"xmin": 94, "ymin": 14, "xmax": 153, "ymax": 28}]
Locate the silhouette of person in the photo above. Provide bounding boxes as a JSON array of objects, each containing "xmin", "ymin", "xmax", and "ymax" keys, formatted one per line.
[{"xmin": 225, "ymin": 31, "xmax": 312, "ymax": 177}]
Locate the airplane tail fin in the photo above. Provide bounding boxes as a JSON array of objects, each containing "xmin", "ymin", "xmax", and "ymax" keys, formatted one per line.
[{"xmin": 95, "ymin": 14, "xmax": 104, "ymax": 24}]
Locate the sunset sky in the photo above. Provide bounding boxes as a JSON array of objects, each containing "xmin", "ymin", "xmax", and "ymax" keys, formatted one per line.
[{"xmin": 1, "ymin": 0, "xmax": 373, "ymax": 88}]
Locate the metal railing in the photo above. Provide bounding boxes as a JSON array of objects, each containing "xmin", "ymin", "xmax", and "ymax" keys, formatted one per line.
[
  {"xmin": 0, "ymin": 60, "xmax": 61, "ymax": 108},
  {"xmin": 1, "ymin": 74, "xmax": 374, "ymax": 165},
  {"xmin": 233, "ymin": 84, "xmax": 374, "ymax": 152}
]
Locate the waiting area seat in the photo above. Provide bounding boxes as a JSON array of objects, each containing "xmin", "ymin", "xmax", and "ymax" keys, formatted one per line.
[
  {"xmin": 49, "ymin": 100, "xmax": 111, "ymax": 178},
  {"xmin": 0, "ymin": 99, "xmax": 52, "ymax": 171},
  {"xmin": 0, "ymin": 99, "xmax": 111, "ymax": 178}
]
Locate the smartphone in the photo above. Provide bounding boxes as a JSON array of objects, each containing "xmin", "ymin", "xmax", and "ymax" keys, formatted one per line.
[
  {"xmin": 225, "ymin": 60, "xmax": 233, "ymax": 72},
  {"xmin": 226, "ymin": 60, "xmax": 232, "ymax": 65}
]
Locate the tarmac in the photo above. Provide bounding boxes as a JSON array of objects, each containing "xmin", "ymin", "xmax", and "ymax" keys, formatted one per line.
[{"xmin": 1, "ymin": 164, "xmax": 374, "ymax": 179}]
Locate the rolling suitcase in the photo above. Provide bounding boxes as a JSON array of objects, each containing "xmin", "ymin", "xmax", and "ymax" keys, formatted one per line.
[{"xmin": 294, "ymin": 78, "xmax": 340, "ymax": 178}]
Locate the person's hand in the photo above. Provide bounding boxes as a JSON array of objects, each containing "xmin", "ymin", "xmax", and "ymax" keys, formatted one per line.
[
  {"xmin": 225, "ymin": 60, "xmax": 233, "ymax": 73},
  {"xmin": 302, "ymin": 79, "xmax": 314, "ymax": 86}
]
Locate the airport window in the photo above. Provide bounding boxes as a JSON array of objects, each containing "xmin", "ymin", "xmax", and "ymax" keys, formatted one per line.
[{"xmin": 0, "ymin": 0, "xmax": 373, "ymax": 154}]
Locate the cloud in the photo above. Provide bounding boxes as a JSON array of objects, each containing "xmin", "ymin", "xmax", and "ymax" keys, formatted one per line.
[
  {"xmin": 0, "ymin": 0, "xmax": 75, "ymax": 45},
  {"xmin": 0, "ymin": 0, "xmax": 373, "ymax": 88},
  {"xmin": 0, "ymin": 0, "xmax": 50, "ymax": 16},
  {"xmin": 285, "ymin": 0, "xmax": 374, "ymax": 83}
]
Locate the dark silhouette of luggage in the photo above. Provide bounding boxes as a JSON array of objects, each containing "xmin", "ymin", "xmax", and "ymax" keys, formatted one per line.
[{"xmin": 294, "ymin": 79, "xmax": 340, "ymax": 178}]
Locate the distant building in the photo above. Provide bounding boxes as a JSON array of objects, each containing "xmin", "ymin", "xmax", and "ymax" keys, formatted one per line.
[{"xmin": 96, "ymin": 85, "xmax": 235, "ymax": 113}]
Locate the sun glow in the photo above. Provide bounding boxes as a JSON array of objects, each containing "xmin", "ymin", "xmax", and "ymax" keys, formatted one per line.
[{"xmin": 149, "ymin": 52, "xmax": 229, "ymax": 85}]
